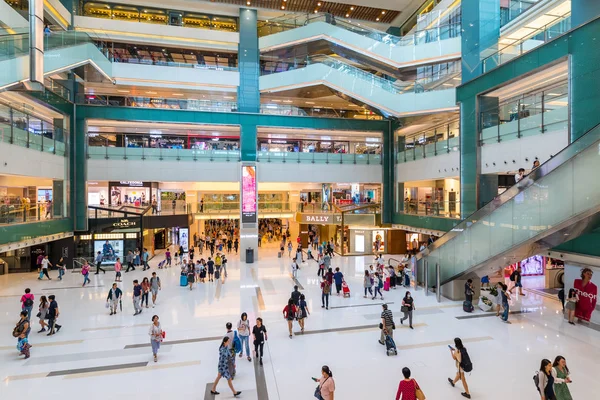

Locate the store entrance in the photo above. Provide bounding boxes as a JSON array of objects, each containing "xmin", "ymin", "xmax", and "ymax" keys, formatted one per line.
[{"xmin": 259, "ymin": 218, "xmax": 287, "ymax": 245}]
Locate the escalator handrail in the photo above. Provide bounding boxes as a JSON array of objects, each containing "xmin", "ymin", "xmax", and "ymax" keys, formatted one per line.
[{"xmin": 418, "ymin": 122, "xmax": 600, "ymax": 261}]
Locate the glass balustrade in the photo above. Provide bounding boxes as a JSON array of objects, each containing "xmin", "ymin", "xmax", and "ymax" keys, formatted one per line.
[
  {"xmin": 0, "ymin": 32, "xmax": 28, "ymax": 61},
  {"xmin": 0, "ymin": 201, "xmax": 62, "ymax": 226},
  {"xmin": 188, "ymin": 202, "xmax": 292, "ymax": 214},
  {"xmin": 258, "ymin": 12, "xmax": 461, "ymax": 46},
  {"xmin": 110, "ymin": 56, "xmax": 238, "ymax": 71},
  {"xmin": 402, "ymin": 200, "xmax": 461, "ymax": 219},
  {"xmin": 0, "ymin": 102, "xmax": 67, "ymax": 156},
  {"xmin": 397, "ymin": 120, "xmax": 460, "ymax": 163},
  {"xmin": 257, "ymin": 151, "xmax": 381, "ymax": 165},
  {"xmin": 87, "ymin": 146, "xmax": 240, "ymax": 162}
]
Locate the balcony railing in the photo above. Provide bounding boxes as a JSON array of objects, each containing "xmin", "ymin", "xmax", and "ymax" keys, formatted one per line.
[
  {"xmin": 87, "ymin": 146, "xmax": 240, "ymax": 162},
  {"xmin": 0, "ymin": 201, "xmax": 63, "ymax": 226},
  {"xmin": 257, "ymin": 151, "xmax": 382, "ymax": 165},
  {"xmin": 402, "ymin": 200, "xmax": 461, "ymax": 219}
]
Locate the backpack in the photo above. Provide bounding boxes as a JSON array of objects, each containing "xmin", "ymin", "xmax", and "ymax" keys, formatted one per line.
[
  {"xmin": 533, "ymin": 372, "xmax": 540, "ymax": 392},
  {"xmin": 233, "ymin": 331, "xmax": 242, "ymax": 353},
  {"xmin": 323, "ymin": 281, "xmax": 331, "ymax": 294},
  {"xmin": 459, "ymin": 348, "xmax": 473, "ymax": 372},
  {"xmin": 23, "ymin": 296, "xmax": 33, "ymax": 308},
  {"xmin": 510, "ymin": 271, "xmax": 516, "ymax": 282}
]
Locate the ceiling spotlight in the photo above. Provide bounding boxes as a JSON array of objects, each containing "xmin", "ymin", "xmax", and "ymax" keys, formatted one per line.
[
  {"xmin": 314, "ymin": 9, "xmax": 318, "ymax": 13},
  {"xmin": 346, "ymin": 13, "xmax": 349, "ymax": 17},
  {"xmin": 281, "ymin": 5, "xmax": 285, "ymax": 9},
  {"xmin": 246, "ymin": 1, "xmax": 250, "ymax": 4},
  {"xmin": 317, "ymin": 1, "xmax": 322, "ymax": 5},
  {"xmin": 381, "ymin": 10, "xmax": 386, "ymax": 14},
  {"xmin": 350, "ymin": 6, "xmax": 354, "ymax": 10},
  {"xmin": 376, "ymin": 18, "xmax": 380, "ymax": 21}
]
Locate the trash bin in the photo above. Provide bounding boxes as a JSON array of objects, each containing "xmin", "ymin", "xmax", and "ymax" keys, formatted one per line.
[{"xmin": 246, "ymin": 247, "xmax": 254, "ymax": 264}]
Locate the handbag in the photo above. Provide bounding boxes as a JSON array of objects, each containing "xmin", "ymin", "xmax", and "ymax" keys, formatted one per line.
[
  {"xmin": 314, "ymin": 377, "xmax": 328, "ymax": 400},
  {"xmin": 401, "ymin": 306, "xmax": 409, "ymax": 313},
  {"xmin": 414, "ymin": 379, "xmax": 425, "ymax": 400},
  {"xmin": 36, "ymin": 311, "xmax": 42, "ymax": 318}
]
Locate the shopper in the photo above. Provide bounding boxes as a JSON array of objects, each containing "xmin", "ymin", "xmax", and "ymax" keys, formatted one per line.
[
  {"xmin": 207, "ymin": 257, "xmax": 215, "ymax": 282},
  {"xmin": 395, "ymin": 367, "xmax": 424, "ymax": 400},
  {"xmin": 150, "ymin": 272, "xmax": 161, "ymax": 307},
  {"xmin": 291, "ymin": 285, "xmax": 301, "ymax": 306},
  {"xmin": 106, "ymin": 283, "xmax": 122, "ymax": 315},
  {"xmin": 81, "ymin": 261, "xmax": 91, "ymax": 287},
  {"xmin": 114, "ymin": 257, "xmax": 122, "ymax": 282},
  {"xmin": 291, "ymin": 259, "xmax": 298, "ymax": 278},
  {"xmin": 141, "ymin": 277, "xmax": 151, "ymax": 307},
  {"xmin": 123, "ymin": 250, "xmax": 133, "ymax": 272},
  {"xmin": 400, "ymin": 291, "xmax": 415, "ymax": 329},
  {"xmin": 20, "ymin": 288, "xmax": 35, "ymax": 320},
  {"xmin": 134, "ymin": 248, "xmax": 141, "ymax": 269},
  {"xmin": 149, "ymin": 315, "xmax": 163, "ymax": 362},
  {"xmin": 210, "ymin": 337, "xmax": 242, "ymax": 397},
  {"xmin": 252, "ymin": 317, "xmax": 267, "ymax": 366},
  {"xmin": 37, "ymin": 295, "xmax": 49, "ymax": 333},
  {"xmin": 187, "ymin": 265, "xmax": 195, "ymax": 290},
  {"xmin": 497, "ymin": 282, "xmax": 511, "ymax": 323},
  {"xmin": 448, "ymin": 337, "xmax": 472, "ymax": 399},
  {"xmin": 378, "ymin": 303, "xmax": 394, "ymax": 345},
  {"xmin": 297, "ymin": 293, "xmax": 309, "ymax": 333},
  {"xmin": 333, "ymin": 267, "xmax": 344, "ymax": 296},
  {"xmin": 132, "ymin": 280, "xmax": 143, "ymax": 315},
  {"xmin": 56, "ymin": 257, "xmax": 66, "ymax": 280},
  {"xmin": 164, "ymin": 249, "xmax": 171, "ymax": 268},
  {"xmin": 565, "ymin": 289, "xmax": 578, "ymax": 325},
  {"xmin": 312, "ymin": 365, "xmax": 335, "ymax": 400},
  {"xmin": 283, "ymin": 298, "xmax": 298, "ymax": 339},
  {"xmin": 320, "ymin": 276, "xmax": 331, "ymax": 310},
  {"xmin": 552, "ymin": 356, "xmax": 572, "ymax": 400},
  {"xmin": 237, "ymin": 313, "xmax": 251, "ymax": 362},
  {"xmin": 14, "ymin": 310, "xmax": 31, "ymax": 359},
  {"xmin": 46, "ymin": 295, "xmax": 61, "ymax": 336},
  {"xmin": 363, "ymin": 270, "xmax": 373, "ymax": 298},
  {"xmin": 39, "ymin": 255, "xmax": 52, "ymax": 280},
  {"xmin": 95, "ymin": 251, "xmax": 106, "ymax": 274},
  {"xmin": 465, "ymin": 279, "xmax": 474, "ymax": 304},
  {"xmin": 537, "ymin": 359, "xmax": 557, "ymax": 400},
  {"xmin": 372, "ymin": 272, "xmax": 384, "ymax": 300},
  {"xmin": 509, "ymin": 266, "xmax": 526, "ymax": 296},
  {"xmin": 142, "ymin": 248, "xmax": 150, "ymax": 271}
]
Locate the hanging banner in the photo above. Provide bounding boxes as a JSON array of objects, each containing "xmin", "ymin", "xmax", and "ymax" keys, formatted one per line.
[{"xmin": 241, "ymin": 165, "xmax": 257, "ymax": 223}]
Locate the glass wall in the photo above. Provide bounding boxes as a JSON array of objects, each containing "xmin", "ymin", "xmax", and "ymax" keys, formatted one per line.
[{"xmin": 397, "ymin": 119, "xmax": 460, "ymax": 163}]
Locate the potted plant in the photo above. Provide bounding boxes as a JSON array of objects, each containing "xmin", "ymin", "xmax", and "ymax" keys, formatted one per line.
[{"xmin": 479, "ymin": 295, "xmax": 494, "ymax": 311}]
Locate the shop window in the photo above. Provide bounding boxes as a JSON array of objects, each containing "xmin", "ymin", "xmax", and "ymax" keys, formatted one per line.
[
  {"xmin": 140, "ymin": 8, "xmax": 167, "ymax": 25},
  {"xmin": 112, "ymin": 5, "xmax": 140, "ymax": 21},
  {"xmin": 183, "ymin": 13, "xmax": 212, "ymax": 29},
  {"xmin": 83, "ymin": 2, "xmax": 112, "ymax": 19},
  {"xmin": 212, "ymin": 16, "xmax": 237, "ymax": 32}
]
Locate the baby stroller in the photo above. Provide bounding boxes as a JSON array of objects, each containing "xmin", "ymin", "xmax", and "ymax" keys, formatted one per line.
[
  {"xmin": 385, "ymin": 332, "xmax": 398, "ymax": 356},
  {"xmin": 342, "ymin": 281, "xmax": 351, "ymax": 298}
]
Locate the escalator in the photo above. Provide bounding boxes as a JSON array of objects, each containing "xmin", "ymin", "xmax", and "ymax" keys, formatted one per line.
[
  {"xmin": 259, "ymin": 14, "xmax": 462, "ymax": 71},
  {"xmin": 259, "ymin": 55, "xmax": 459, "ymax": 117},
  {"xmin": 418, "ymin": 123, "xmax": 600, "ymax": 288},
  {"xmin": 0, "ymin": 31, "xmax": 112, "ymax": 90}
]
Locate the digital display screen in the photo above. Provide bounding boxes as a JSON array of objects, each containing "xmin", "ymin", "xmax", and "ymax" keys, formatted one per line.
[
  {"xmin": 93, "ymin": 240, "xmax": 123, "ymax": 266},
  {"xmin": 179, "ymin": 228, "xmax": 189, "ymax": 252},
  {"xmin": 241, "ymin": 165, "xmax": 257, "ymax": 223}
]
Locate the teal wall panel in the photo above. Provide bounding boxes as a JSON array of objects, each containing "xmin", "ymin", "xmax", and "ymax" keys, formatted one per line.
[
  {"xmin": 73, "ymin": 108, "xmax": 87, "ymax": 231},
  {"xmin": 572, "ymin": 0, "xmax": 600, "ymax": 26},
  {"xmin": 459, "ymin": 97, "xmax": 478, "ymax": 217},
  {"xmin": 382, "ymin": 120, "xmax": 397, "ymax": 224},
  {"xmin": 0, "ymin": 219, "xmax": 73, "ymax": 246},
  {"xmin": 240, "ymin": 122, "xmax": 257, "ymax": 161},
  {"xmin": 237, "ymin": 8, "xmax": 260, "ymax": 114},
  {"xmin": 392, "ymin": 213, "xmax": 459, "ymax": 233},
  {"xmin": 552, "ymin": 232, "xmax": 600, "ymax": 257}
]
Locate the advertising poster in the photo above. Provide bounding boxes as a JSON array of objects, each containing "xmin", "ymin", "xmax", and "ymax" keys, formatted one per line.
[
  {"xmin": 241, "ymin": 165, "xmax": 257, "ymax": 223},
  {"xmin": 179, "ymin": 228, "xmax": 189, "ymax": 252},
  {"xmin": 520, "ymin": 255, "xmax": 544, "ymax": 276},
  {"xmin": 93, "ymin": 240, "xmax": 123, "ymax": 265},
  {"xmin": 565, "ymin": 264, "xmax": 599, "ymax": 323}
]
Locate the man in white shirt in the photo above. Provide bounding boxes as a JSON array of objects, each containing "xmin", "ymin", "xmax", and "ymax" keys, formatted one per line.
[
  {"xmin": 291, "ymin": 260, "xmax": 298, "ymax": 278},
  {"xmin": 39, "ymin": 255, "xmax": 52, "ymax": 280},
  {"xmin": 514, "ymin": 168, "xmax": 525, "ymax": 183}
]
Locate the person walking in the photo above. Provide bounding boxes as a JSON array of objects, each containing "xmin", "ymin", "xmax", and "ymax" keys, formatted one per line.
[
  {"xmin": 509, "ymin": 266, "xmax": 526, "ymax": 296},
  {"xmin": 312, "ymin": 366, "xmax": 335, "ymax": 400},
  {"xmin": 287, "ymin": 242, "xmax": 293, "ymax": 258},
  {"xmin": 106, "ymin": 283, "xmax": 122, "ymax": 315},
  {"xmin": 39, "ymin": 255, "xmax": 52, "ymax": 280},
  {"xmin": 125, "ymin": 250, "xmax": 135, "ymax": 272},
  {"xmin": 320, "ymin": 276, "xmax": 331, "ymax": 310},
  {"xmin": 207, "ymin": 257, "xmax": 215, "ymax": 282},
  {"xmin": 46, "ymin": 295, "xmax": 61, "ymax": 336},
  {"xmin": 81, "ymin": 261, "xmax": 91, "ymax": 287},
  {"xmin": 20, "ymin": 288, "xmax": 35, "ymax": 320},
  {"xmin": 134, "ymin": 248, "xmax": 141, "ymax": 269},
  {"xmin": 187, "ymin": 264, "xmax": 195, "ymax": 290},
  {"xmin": 290, "ymin": 285, "xmax": 301, "ymax": 306},
  {"xmin": 565, "ymin": 289, "xmax": 578, "ymax": 325},
  {"xmin": 252, "ymin": 317, "xmax": 267, "ymax": 366},
  {"xmin": 164, "ymin": 249, "xmax": 171, "ymax": 268},
  {"xmin": 378, "ymin": 303, "xmax": 395, "ymax": 345},
  {"xmin": 56, "ymin": 257, "xmax": 66, "ymax": 280},
  {"xmin": 95, "ymin": 251, "xmax": 106, "ymax": 274},
  {"xmin": 400, "ymin": 291, "xmax": 415, "ymax": 329},
  {"xmin": 142, "ymin": 248, "xmax": 150, "ymax": 271},
  {"xmin": 210, "ymin": 336, "xmax": 242, "ymax": 397},
  {"xmin": 114, "ymin": 257, "xmax": 122, "ymax": 282},
  {"xmin": 283, "ymin": 298, "xmax": 298, "ymax": 339},
  {"xmin": 372, "ymin": 272, "xmax": 384, "ymax": 300},
  {"xmin": 363, "ymin": 270, "xmax": 373, "ymax": 298},
  {"xmin": 537, "ymin": 359, "xmax": 557, "ymax": 400},
  {"xmin": 497, "ymin": 282, "xmax": 511, "ymax": 323},
  {"xmin": 333, "ymin": 267, "xmax": 344, "ymax": 296},
  {"xmin": 395, "ymin": 367, "xmax": 425, "ymax": 400},
  {"xmin": 150, "ymin": 272, "xmax": 161, "ymax": 307},
  {"xmin": 291, "ymin": 259, "xmax": 299, "ymax": 279},
  {"xmin": 448, "ymin": 338, "xmax": 472, "ymax": 399},
  {"xmin": 37, "ymin": 295, "xmax": 50, "ymax": 333},
  {"xmin": 132, "ymin": 280, "xmax": 143, "ymax": 315},
  {"xmin": 149, "ymin": 315, "xmax": 163, "ymax": 362},
  {"xmin": 141, "ymin": 277, "xmax": 151, "ymax": 307},
  {"xmin": 552, "ymin": 356, "xmax": 572, "ymax": 400},
  {"xmin": 465, "ymin": 279, "xmax": 474, "ymax": 304},
  {"xmin": 14, "ymin": 310, "xmax": 31, "ymax": 359},
  {"xmin": 298, "ymin": 293, "xmax": 309, "ymax": 333},
  {"xmin": 237, "ymin": 313, "xmax": 252, "ymax": 362}
]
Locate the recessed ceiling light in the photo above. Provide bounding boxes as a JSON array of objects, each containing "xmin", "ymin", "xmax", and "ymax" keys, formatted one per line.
[
  {"xmin": 283, "ymin": 100, "xmax": 293, "ymax": 103},
  {"xmin": 350, "ymin": 7, "xmax": 354, "ymax": 10},
  {"xmin": 224, "ymin": 96, "xmax": 234, "ymax": 99},
  {"xmin": 146, "ymin": 91, "xmax": 157, "ymax": 94},
  {"xmin": 305, "ymin": 101, "xmax": 315, "ymax": 104},
  {"xmin": 376, "ymin": 18, "xmax": 380, "ymax": 21},
  {"xmin": 381, "ymin": 10, "xmax": 386, "ymax": 14},
  {"xmin": 271, "ymin": 99, "xmax": 282, "ymax": 102},
  {"xmin": 314, "ymin": 10, "xmax": 318, "ymax": 13},
  {"xmin": 172, "ymin": 93, "xmax": 184, "ymax": 96},
  {"xmin": 317, "ymin": 2, "xmax": 321, "ymax": 5},
  {"xmin": 281, "ymin": 5, "xmax": 285, "ymax": 9},
  {"xmin": 346, "ymin": 14, "xmax": 349, "ymax": 17},
  {"xmin": 117, "ymin": 90, "xmax": 129, "ymax": 93},
  {"xmin": 246, "ymin": 1, "xmax": 250, "ymax": 4}
]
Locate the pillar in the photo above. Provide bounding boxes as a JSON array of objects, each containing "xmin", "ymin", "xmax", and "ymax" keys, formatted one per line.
[
  {"xmin": 72, "ymin": 107, "xmax": 88, "ymax": 231},
  {"xmin": 461, "ymin": 0, "xmax": 501, "ymax": 83},
  {"xmin": 382, "ymin": 120, "xmax": 397, "ymax": 223},
  {"xmin": 237, "ymin": 8, "xmax": 260, "ymax": 113},
  {"xmin": 570, "ymin": 1, "xmax": 600, "ymax": 141}
]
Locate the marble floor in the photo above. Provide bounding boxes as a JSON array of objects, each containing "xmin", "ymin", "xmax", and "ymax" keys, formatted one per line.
[{"xmin": 1, "ymin": 244, "xmax": 598, "ymax": 399}]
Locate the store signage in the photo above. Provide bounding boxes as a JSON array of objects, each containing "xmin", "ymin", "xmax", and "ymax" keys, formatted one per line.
[
  {"xmin": 305, "ymin": 215, "xmax": 332, "ymax": 223},
  {"xmin": 119, "ymin": 181, "xmax": 144, "ymax": 187},
  {"xmin": 112, "ymin": 218, "xmax": 138, "ymax": 228},
  {"xmin": 241, "ymin": 165, "xmax": 257, "ymax": 223},
  {"xmin": 299, "ymin": 213, "xmax": 376, "ymax": 226}
]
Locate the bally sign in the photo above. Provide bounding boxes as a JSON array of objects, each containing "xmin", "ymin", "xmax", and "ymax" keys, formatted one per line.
[
  {"xmin": 112, "ymin": 219, "xmax": 138, "ymax": 228},
  {"xmin": 306, "ymin": 215, "xmax": 332, "ymax": 223},
  {"xmin": 298, "ymin": 213, "xmax": 376, "ymax": 226}
]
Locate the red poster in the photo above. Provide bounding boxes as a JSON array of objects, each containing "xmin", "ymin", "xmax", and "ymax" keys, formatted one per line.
[{"xmin": 574, "ymin": 277, "xmax": 598, "ymax": 322}]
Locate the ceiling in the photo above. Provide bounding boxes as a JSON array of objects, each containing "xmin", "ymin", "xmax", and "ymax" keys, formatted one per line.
[{"xmin": 395, "ymin": 111, "xmax": 459, "ymax": 136}]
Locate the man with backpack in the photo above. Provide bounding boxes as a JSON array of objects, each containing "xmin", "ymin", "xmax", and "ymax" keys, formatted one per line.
[
  {"xmin": 150, "ymin": 272, "xmax": 161, "ymax": 307},
  {"xmin": 20, "ymin": 288, "xmax": 35, "ymax": 320},
  {"xmin": 509, "ymin": 266, "xmax": 526, "ymax": 296},
  {"xmin": 320, "ymin": 276, "xmax": 331, "ymax": 310}
]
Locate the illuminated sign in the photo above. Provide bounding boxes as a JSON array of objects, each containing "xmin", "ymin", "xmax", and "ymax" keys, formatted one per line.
[
  {"xmin": 112, "ymin": 218, "xmax": 138, "ymax": 228},
  {"xmin": 241, "ymin": 165, "xmax": 257, "ymax": 223}
]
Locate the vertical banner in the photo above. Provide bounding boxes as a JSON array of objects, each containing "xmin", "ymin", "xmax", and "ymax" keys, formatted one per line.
[
  {"xmin": 241, "ymin": 165, "xmax": 257, "ymax": 223},
  {"xmin": 178, "ymin": 228, "xmax": 189, "ymax": 252}
]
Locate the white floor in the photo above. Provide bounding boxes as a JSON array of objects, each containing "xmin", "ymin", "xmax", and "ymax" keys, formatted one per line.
[{"xmin": 0, "ymin": 244, "xmax": 598, "ymax": 399}]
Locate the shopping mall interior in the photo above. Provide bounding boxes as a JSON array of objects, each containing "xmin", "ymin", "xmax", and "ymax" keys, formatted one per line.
[{"xmin": 1, "ymin": 0, "xmax": 599, "ymax": 398}]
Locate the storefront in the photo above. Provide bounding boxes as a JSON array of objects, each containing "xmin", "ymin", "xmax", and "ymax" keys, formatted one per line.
[
  {"xmin": 76, "ymin": 214, "xmax": 144, "ymax": 261},
  {"xmin": 108, "ymin": 181, "xmax": 158, "ymax": 207}
]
